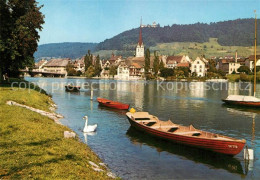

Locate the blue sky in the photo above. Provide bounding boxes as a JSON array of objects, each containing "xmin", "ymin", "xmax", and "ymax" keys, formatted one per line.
[{"xmin": 38, "ymin": 0, "xmax": 260, "ymax": 45}]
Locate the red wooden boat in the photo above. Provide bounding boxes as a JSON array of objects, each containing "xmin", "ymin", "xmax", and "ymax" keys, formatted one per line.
[
  {"xmin": 97, "ymin": 97, "xmax": 130, "ymax": 110},
  {"xmin": 222, "ymin": 95, "xmax": 260, "ymax": 107},
  {"xmin": 126, "ymin": 111, "xmax": 246, "ymax": 156}
]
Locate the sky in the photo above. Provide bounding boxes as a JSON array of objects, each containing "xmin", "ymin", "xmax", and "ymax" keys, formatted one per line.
[{"xmin": 37, "ymin": 0, "xmax": 260, "ymax": 45}]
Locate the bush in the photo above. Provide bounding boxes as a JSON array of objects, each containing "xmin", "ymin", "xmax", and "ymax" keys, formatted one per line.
[
  {"xmin": 239, "ymin": 73, "xmax": 250, "ymax": 82},
  {"xmin": 160, "ymin": 68, "xmax": 174, "ymax": 78},
  {"xmin": 237, "ymin": 66, "xmax": 250, "ymax": 74}
]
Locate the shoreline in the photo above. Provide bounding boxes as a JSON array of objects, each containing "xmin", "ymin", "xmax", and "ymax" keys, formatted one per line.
[{"xmin": 0, "ymin": 80, "xmax": 117, "ymax": 179}]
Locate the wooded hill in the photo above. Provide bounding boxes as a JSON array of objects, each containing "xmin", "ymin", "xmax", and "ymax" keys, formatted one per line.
[
  {"xmin": 34, "ymin": 42, "xmax": 97, "ymax": 60},
  {"xmin": 96, "ymin": 18, "xmax": 260, "ymax": 51}
]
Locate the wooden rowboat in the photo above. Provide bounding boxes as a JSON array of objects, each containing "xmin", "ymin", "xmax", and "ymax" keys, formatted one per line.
[
  {"xmin": 126, "ymin": 111, "xmax": 246, "ymax": 156},
  {"xmin": 97, "ymin": 97, "xmax": 130, "ymax": 110},
  {"xmin": 65, "ymin": 85, "xmax": 80, "ymax": 92}
]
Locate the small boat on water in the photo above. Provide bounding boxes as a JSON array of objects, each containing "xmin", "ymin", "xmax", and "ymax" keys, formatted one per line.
[
  {"xmin": 126, "ymin": 111, "xmax": 246, "ymax": 156},
  {"xmin": 97, "ymin": 97, "xmax": 130, "ymax": 110},
  {"xmin": 222, "ymin": 95, "xmax": 260, "ymax": 107},
  {"xmin": 65, "ymin": 85, "xmax": 81, "ymax": 92}
]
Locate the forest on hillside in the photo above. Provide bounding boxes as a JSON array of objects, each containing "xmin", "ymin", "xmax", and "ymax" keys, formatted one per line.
[
  {"xmin": 96, "ymin": 19, "xmax": 260, "ymax": 51},
  {"xmin": 34, "ymin": 42, "xmax": 97, "ymax": 60}
]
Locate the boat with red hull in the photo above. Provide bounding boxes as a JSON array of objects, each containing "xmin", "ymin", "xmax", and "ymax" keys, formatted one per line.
[
  {"xmin": 126, "ymin": 111, "xmax": 246, "ymax": 156},
  {"xmin": 222, "ymin": 95, "xmax": 260, "ymax": 107},
  {"xmin": 97, "ymin": 97, "xmax": 130, "ymax": 110}
]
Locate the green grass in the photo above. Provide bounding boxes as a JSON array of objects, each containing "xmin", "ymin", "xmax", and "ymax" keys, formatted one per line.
[
  {"xmin": 0, "ymin": 81, "xmax": 114, "ymax": 179},
  {"xmin": 95, "ymin": 38, "xmax": 259, "ymax": 59},
  {"xmin": 150, "ymin": 38, "xmax": 259, "ymax": 59},
  {"xmin": 226, "ymin": 74, "xmax": 241, "ymax": 82}
]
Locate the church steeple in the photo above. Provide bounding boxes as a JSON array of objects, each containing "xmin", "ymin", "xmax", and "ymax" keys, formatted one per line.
[
  {"xmin": 136, "ymin": 17, "xmax": 144, "ymax": 57},
  {"xmin": 138, "ymin": 17, "xmax": 143, "ymax": 46}
]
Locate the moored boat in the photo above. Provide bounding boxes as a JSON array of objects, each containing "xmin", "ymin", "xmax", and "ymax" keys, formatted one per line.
[
  {"xmin": 222, "ymin": 95, "xmax": 260, "ymax": 107},
  {"xmin": 223, "ymin": 12, "xmax": 259, "ymax": 107},
  {"xmin": 97, "ymin": 97, "xmax": 130, "ymax": 110},
  {"xmin": 126, "ymin": 111, "xmax": 246, "ymax": 156},
  {"xmin": 65, "ymin": 85, "xmax": 81, "ymax": 92}
]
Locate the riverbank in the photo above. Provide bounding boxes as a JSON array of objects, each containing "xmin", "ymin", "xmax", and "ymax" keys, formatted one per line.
[{"xmin": 0, "ymin": 80, "xmax": 115, "ymax": 179}]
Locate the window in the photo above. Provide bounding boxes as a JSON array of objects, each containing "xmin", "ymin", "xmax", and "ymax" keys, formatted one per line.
[
  {"xmin": 194, "ymin": 65, "xmax": 196, "ymax": 68},
  {"xmin": 200, "ymin": 69, "xmax": 202, "ymax": 72},
  {"xmin": 200, "ymin": 65, "xmax": 202, "ymax": 68},
  {"xmin": 197, "ymin": 61, "xmax": 200, "ymax": 64}
]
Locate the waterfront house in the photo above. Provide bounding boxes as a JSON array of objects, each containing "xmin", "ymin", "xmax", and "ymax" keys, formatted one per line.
[
  {"xmin": 166, "ymin": 55, "xmax": 190, "ymax": 68},
  {"xmin": 73, "ymin": 58, "xmax": 85, "ymax": 72},
  {"xmin": 43, "ymin": 58, "xmax": 70, "ymax": 77},
  {"xmin": 34, "ymin": 59, "xmax": 47, "ymax": 72},
  {"xmin": 117, "ymin": 61, "xmax": 130, "ymax": 79},
  {"xmin": 190, "ymin": 57, "xmax": 207, "ymax": 77},
  {"xmin": 245, "ymin": 55, "xmax": 260, "ymax": 71},
  {"xmin": 217, "ymin": 52, "xmax": 245, "ymax": 74}
]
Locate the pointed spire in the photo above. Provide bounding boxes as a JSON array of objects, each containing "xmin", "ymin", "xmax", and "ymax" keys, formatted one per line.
[{"xmin": 138, "ymin": 17, "xmax": 143, "ymax": 46}]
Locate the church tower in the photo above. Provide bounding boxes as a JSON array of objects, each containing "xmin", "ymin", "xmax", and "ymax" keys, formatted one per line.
[{"xmin": 136, "ymin": 18, "xmax": 144, "ymax": 57}]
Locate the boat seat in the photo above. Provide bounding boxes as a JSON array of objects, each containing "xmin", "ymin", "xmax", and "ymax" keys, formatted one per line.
[
  {"xmin": 144, "ymin": 122, "xmax": 157, "ymax": 126},
  {"xmin": 174, "ymin": 131, "xmax": 201, "ymax": 136},
  {"xmin": 215, "ymin": 136, "xmax": 231, "ymax": 140},
  {"xmin": 151, "ymin": 125, "xmax": 178, "ymax": 129}
]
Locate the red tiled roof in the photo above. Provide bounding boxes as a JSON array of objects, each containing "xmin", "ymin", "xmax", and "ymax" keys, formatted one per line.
[
  {"xmin": 247, "ymin": 55, "xmax": 260, "ymax": 61},
  {"xmin": 131, "ymin": 63, "xmax": 142, "ymax": 68},
  {"xmin": 166, "ymin": 56, "xmax": 183, "ymax": 64},
  {"xmin": 177, "ymin": 62, "xmax": 189, "ymax": 67}
]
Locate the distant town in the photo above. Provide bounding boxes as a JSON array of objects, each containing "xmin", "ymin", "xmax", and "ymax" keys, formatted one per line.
[{"xmin": 23, "ymin": 24, "xmax": 260, "ymax": 81}]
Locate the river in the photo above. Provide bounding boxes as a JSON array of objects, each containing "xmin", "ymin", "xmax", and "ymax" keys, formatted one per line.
[{"xmin": 25, "ymin": 77, "xmax": 260, "ymax": 179}]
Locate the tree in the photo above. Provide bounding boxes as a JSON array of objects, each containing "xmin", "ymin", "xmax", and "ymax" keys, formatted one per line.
[
  {"xmin": 85, "ymin": 65, "xmax": 95, "ymax": 78},
  {"xmin": 84, "ymin": 50, "xmax": 93, "ymax": 72},
  {"xmin": 177, "ymin": 67, "xmax": 190, "ymax": 77},
  {"xmin": 237, "ymin": 65, "xmax": 250, "ymax": 74},
  {"xmin": 66, "ymin": 62, "xmax": 76, "ymax": 76},
  {"xmin": 153, "ymin": 51, "xmax": 159, "ymax": 76},
  {"xmin": 94, "ymin": 55, "xmax": 101, "ymax": 77},
  {"xmin": 160, "ymin": 68, "xmax": 174, "ymax": 78},
  {"xmin": 159, "ymin": 60, "xmax": 164, "ymax": 71},
  {"xmin": 109, "ymin": 66, "xmax": 117, "ymax": 78},
  {"xmin": 0, "ymin": 0, "xmax": 45, "ymax": 79},
  {"xmin": 252, "ymin": 66, "xmax": 260, "ymax": 72},
  {"xmin": 144, "ymin": 48, "xmax": 150, "ymax": 75}
]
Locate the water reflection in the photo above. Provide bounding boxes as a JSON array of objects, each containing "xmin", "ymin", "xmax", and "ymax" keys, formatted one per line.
[
  {"xmin": 83, "ymin": 132, "xmax": 97, "ymax": 144},
  {"xmin": 126, "ymin": 127, "xmax": 244, "ymax": 175},
  {"xmin": 223, "ymin": 104, "xmax": 257, "ymax": 175}
]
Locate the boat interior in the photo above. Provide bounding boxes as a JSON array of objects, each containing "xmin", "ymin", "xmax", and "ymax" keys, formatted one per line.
[{"xmin": 127, "ymin": 112, "xmax": 239, "ymax": 141}]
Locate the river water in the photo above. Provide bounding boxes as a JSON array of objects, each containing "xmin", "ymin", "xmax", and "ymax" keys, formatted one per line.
[{"xmin": 26, "ymin": 77, "xmax": 260, "ymax": 179}]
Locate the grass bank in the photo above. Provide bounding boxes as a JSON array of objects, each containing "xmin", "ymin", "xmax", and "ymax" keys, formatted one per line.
[{"xmin": 0, "ymin": 80, "xmax": 115, "ymax": 179}]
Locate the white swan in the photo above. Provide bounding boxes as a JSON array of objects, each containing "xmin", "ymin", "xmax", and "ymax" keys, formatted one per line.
[{"xmin": 83, "ymin": 116, "xmax": 97, "ymax": 133}]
